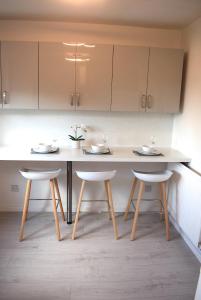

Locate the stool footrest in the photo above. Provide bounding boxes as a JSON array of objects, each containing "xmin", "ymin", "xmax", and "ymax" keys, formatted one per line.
[{"xmin": 19, "ymin": 176, "xmax": 64, "ymax": 242}]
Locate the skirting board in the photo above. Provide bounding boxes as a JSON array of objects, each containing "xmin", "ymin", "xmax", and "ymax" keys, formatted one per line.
[{"xmin": 169, "ymin": 213, "xmax": 201, "ymax": 263}]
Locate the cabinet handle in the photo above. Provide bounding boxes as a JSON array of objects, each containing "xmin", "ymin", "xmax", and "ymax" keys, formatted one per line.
[
  {"xmin": 70, "ymin": 94, "xmax": 74, "ymax": 106},
  {"xmin": 76, "ymin": 93, "xmax": 80, "ymax": 107},
  {"xmin": 147, "ymin": 94, "xmax": 152, "ymax": 109},
  {"xmin": 141, "ymin": 94, "xmax": 146, "ymax": 109},
  {"xmin": 2, "ymin": 91, "xmax": 8, "ymax": 104}
]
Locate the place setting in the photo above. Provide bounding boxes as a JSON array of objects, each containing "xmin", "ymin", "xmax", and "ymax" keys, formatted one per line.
[
  {"xmin": 31, "ymin": 142, "xmax": 59, "ymax": 154},
  {"xmin": 133, "ymin": 145, "xmax": 163, "ymax": 156},
  {"xmin": 83, "ymin": 143, "xmax": 112, "ymax": 155}
]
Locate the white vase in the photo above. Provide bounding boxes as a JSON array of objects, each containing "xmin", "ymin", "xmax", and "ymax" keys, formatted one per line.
[{"xmin": 71, "ymin": 140, "xmax": 80, "ymax": 149}]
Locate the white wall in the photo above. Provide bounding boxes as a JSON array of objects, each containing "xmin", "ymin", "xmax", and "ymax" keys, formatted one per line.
[
  {"xmin": 0, "ymin": 20, "xmax": 181, "ymax": 212},
  {"xmin": 172, "ymin": 17, "xmax": 201, "ymax": 174},
  {"xmin": 0, "ymin": 110, "xmax": 174, "ymax": 148},
  {"xmin": 0, "ymin": 20, "xmax": 182, "ymax": 47},
  {"xmin": 0, "ymin": 110, "xmax": 171, "ymax": 212}
]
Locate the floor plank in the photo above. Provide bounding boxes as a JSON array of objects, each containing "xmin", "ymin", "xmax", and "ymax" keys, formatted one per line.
[{"xmin": 0, "ymin": 212, "xmax": 200, "ymax": 300}]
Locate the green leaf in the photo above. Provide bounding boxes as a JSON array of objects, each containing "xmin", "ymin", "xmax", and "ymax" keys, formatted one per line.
[
  {"xmin": 68, "ymin": 134, "xmax": 85, "ymax": 141},
  {"xmin": 68, "ymin": 135, "xmax": 76, "ymax": 140}
]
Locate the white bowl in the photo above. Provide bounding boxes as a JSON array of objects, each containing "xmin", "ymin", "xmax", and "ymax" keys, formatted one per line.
[
  {"xmin": 91, "ymin": 144, "xmax": 105, "ymax": 153},
  {"xmin": 141, "ymin": 145, "xmax": 152, "ymax": 153},
  {"xmin": 33, "ymin": 143, "xmax": 52, "ymax": 153}
]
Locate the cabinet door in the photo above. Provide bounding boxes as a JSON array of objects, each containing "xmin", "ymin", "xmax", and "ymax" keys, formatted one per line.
[
  {"xmin": 1, "ymin": 41, "xmax": 38, "ymax": 109},
  {"xmin": 111, "ymin": 46, "xmax": 149, "ymax": 112},
  {"xmin": 75, "ymin": 44, "xmax": 113, "ymax": 111},
  {"xmin": 0, "ymin": 42, "xmax": 2, "ymax": 109},
  {"xmin": 39, "ymin": 42, "xmax": 76, "ymax": 110},
  {"xmin": 146, "ymin": 48, "xmax": 184, "ymax": 113},
  {"xmin": 168, "ymin": 163, "xmax": 201, "ymax": 248},
  {"xmin": 195, "ymin": 270, "xmax": 201, "ymax": 300}
]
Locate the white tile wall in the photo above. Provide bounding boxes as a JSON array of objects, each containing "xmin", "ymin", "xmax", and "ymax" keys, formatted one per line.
[{"xmin": 0, "ymin": 110, "xmax": 171, "ymax": 212}]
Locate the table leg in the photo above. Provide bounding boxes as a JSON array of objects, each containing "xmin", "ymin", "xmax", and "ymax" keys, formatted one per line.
[{"xmin": 67, "ymin": 161, "xmax": 72, "ymax": 224}]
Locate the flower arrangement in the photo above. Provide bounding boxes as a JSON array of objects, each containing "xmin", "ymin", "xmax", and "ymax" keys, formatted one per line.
[{"xmin": 68, "ymin": 124, "xmax": 87, "ymax": 141}]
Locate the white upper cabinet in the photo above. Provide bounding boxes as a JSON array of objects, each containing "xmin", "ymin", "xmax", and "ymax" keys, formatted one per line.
[
  {"xmin": 0, "ymin": 41, "xmax": 184, "ymax": 113},
  {"xmin": 111, "ymin": 46, "xmax": 183, "ymax": 113},
  {"xmin": 1, "ymin": 41, "xmax": 38, "ymax": 109},
  {"xmin": 112, "ymin": 46, "xmax": 149, "ymax": 112},
  {"xmin": 76, "ymin": 44, "xmax": 113, "ymax": 111},
  {"xmin": 39, "ymin": 42, "xmax": 76, "ymax": 110},
  {"xmin": 39, "ymin": 42, "xmax": 113, "ymax": 111},
  {"xmin": 146, "ymin": 48, "xmax": 184, "ymax": 113}
]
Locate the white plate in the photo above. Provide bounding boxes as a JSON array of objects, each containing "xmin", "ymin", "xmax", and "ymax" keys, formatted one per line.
[
  {"xmin": 32, "ymin": 146, "xmax": 58, "ymax": 154},
  {"xmin": 91, "ymin": 144, "xmax": 105, "ymax": 152},
  {"xmin": 135, "ymin": 147, "xmax": 161, "ymax": 156},
  {"xmin": 85, "ymin": 148, "xmax": 110, "ymax": 154}
]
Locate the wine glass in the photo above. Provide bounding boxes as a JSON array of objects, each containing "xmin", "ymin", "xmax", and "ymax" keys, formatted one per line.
[
  {"xmin": 101, "ymin": 134, "xmax": 108, "ymax": 148},
  {"xmin": 150, "ymin": 135, "xmax": 156, "ymax": 147}
]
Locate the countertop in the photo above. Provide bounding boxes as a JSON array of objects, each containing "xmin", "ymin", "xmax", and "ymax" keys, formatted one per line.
[{"xmin": 0, "ymin": 146, "xmax": 191, "ymax": 163}]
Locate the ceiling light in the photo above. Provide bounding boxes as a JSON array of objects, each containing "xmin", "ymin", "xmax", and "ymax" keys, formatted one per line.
[
  {"xmin": 65, "ymin": 57, "xmax": 90, "ymax": 62},
  {"xmin": 63, "ymin": 42, "xmax": 84, "ymax": 47},
  {"xmin": 63, "ymin": 42, "xmax": 95, "ymax": 48},
  {"xmin": 83, "ymin": 44, "xmax": 95, "ymax": 48}
]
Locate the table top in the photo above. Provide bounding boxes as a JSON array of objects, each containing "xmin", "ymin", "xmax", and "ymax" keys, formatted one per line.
[{"xmin": 0, "ymin": 146, "xmax": 191, "ymax": 163}]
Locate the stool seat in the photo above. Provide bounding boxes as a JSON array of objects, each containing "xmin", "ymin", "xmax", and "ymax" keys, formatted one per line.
[
  {"xmin": 132, "ymin": 170, "xmax": 173, "ymax": 183},
  {"xmin": 76, "ymin": 170, "xmax": 116, "ymax": 182},
  {"xmin": 72, "ymin": 170, "xmax": 118, "ymax": 240},
  {"xmin": 20, "ymin": 168, "xmax": 62, "ymax": 181},
  {"xmin": 124, "ymin": 169, "xmax": 173, "ymax": 241},
  {"xmin": 19, "ymin": 168, "xmax": 64, "ymax": 241}
]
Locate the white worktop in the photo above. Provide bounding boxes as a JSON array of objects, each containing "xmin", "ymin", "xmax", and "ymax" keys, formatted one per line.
[{"xmin": 0, "ymin": 146, "xmax": 191, "ymax": 163}]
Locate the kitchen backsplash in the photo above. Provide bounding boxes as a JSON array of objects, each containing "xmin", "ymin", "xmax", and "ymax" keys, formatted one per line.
[{"xmin": 0, "ymin": 110, "xmax": 173, "ymax": 147}]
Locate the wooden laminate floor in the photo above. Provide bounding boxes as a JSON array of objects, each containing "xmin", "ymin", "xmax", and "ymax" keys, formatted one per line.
[{"xmin": 0, "ymin": 212, "xmax": 200, "ymax": 300}]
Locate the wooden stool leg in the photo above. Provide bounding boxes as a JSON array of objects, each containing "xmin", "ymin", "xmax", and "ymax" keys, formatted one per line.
[
  {"xmin": 160, "ymin": 182, "xmax": 170, "ymax": 241},
  {"xmin": 104, "ymin": 181, "xmax": 112, "ymax": 220},
  {"xmin": 130, "ymin": 181, "xmax": 144, "ymax": 241},
  {"xmin": 106, "ymin": 180, "xmax": 118, "ymax": 240},
  {"xmin": 72, "ymin": 180, "xmax": 85, "ymax": 240},
  {"xmin": 53, "ymin": 178, "xmax": 65, "ymax": 222},
  {"xmin": 50, "ymin": 179, "xmax": 61, "ymax": 241},
  {"xmin": 159, "ymin": 184, "xmax": 164, "ymax": 221},
  {"xmin": 19, "ymin": 180, "xmax": 32, "ymax": 241},
  {"xmin": 124, "ymin": 178, "xmax": 137, "ymax": 221}
]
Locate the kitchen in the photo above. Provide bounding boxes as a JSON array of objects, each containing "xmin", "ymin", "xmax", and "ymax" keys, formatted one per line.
[{"xmin": 0, "ymin": 1, "xmax": 201, "ymax": 299}]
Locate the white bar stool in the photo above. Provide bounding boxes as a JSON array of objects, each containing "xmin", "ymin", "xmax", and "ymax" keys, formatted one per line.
[
  {"xmin": 124, "ymin": 169, "xmax": 173, "ymax": 241},
  {"xmin": 72, "ymin": 170, "xmax": 118, "ymax": 240},
  {"xmin": 19, "ymin": 168, "xmax": 65, "ymax": 241}
]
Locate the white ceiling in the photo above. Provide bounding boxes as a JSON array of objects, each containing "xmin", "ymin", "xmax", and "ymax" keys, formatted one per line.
[{"xmin": 0, "ymin": 0, "xmax": 201, "ymax": 29}]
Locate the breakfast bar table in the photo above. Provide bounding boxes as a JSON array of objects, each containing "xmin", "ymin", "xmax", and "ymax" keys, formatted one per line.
[{"xmin": 0, "ymin": 146, "xmax": 191, "ymax": 224}]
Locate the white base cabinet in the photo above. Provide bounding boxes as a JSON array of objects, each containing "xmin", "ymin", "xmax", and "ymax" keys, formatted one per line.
[
  {"xmin": 168, "ymin": 163, "xmax": 201, "ymax": 249},
  {"xmin": 195, "ymin": 269, "xmax": 201, "ymax": 300}
]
